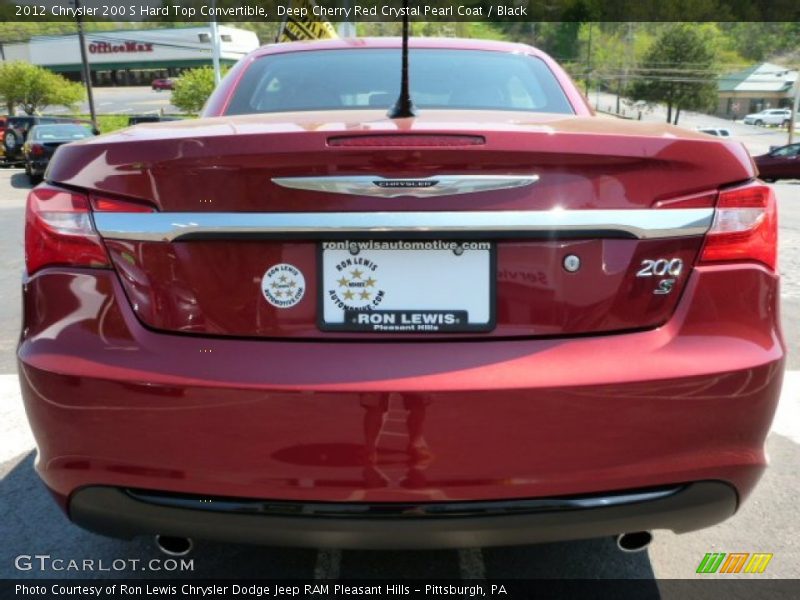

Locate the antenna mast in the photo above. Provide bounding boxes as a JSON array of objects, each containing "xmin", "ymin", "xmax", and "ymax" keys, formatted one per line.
[{"xmin": 387, "ymin": 0, "xmax": 416, "ymax": 119}]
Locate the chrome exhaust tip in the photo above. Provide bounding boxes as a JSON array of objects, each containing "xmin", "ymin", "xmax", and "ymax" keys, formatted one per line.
[
  {"xmin": 155, "ymin": 535, "xmax": 194, "ymax": 557},
  {"xmin": 616, "ymin": 531, "xmax": 653, "ymax": 553}
]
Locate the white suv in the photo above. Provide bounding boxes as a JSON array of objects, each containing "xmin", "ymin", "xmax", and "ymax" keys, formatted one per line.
[{"xmin": 743, "ymin": 109, "xmax": 792, "ymax": 127}]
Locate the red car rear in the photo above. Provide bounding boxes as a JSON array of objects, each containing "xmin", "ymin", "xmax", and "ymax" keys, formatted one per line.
[
  {"xmin": 151, "ymin": 77, "xmax": 174, "ymax": 91},
  {"xmin": 754, "ymin": 143, "xmax": 800, "ymax": 181},
  {"xmin": 19, "ymin": 38, "xmax": 784, "ymax": 550}
]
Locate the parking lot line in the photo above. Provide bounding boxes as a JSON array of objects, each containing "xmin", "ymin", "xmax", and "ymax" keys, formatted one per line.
[
  {"xmin": 0, "ymin": 373, "xmax": 34, "ymax": 463},
  {"xmin": 772, "ymin": 370, "xmax": 800, "ymax": 443}
]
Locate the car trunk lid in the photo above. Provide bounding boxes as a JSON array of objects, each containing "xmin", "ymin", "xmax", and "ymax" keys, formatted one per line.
[{"xmin": 48, "ymin": 111, "xmax": 753, "ymax": 340}]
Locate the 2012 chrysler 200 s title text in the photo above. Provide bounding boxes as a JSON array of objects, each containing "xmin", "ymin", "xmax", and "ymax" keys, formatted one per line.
[{"xmin": 19, "ymin": 38, "xmax": 784, "ymax": 550}]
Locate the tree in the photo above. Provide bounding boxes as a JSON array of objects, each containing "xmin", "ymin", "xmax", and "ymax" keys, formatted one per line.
[
  {"xmin": 171, "ymin": 67, "xmax": 228, "ymax": 114},
  {"xmin": 717, "ymin": 22, "xmax": 800, "ymax": 62},
  {"xmin": 0, "ymin": 62, "xmax": 84, "ymax": 115},
  {"xmin": 628, "ymin": 24, "xmax": 718, "ymax": 125}
]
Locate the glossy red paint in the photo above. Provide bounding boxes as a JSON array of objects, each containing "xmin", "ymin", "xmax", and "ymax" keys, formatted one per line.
[
  {"xmin": 19, "ymin": 38, "xmax": 784, "ymax": 545},
  {"xmin": 45, "ymin": 110, "xmax": 753, "ymax": 341},
  {"xmin": 19, "ymin": 264, "xmax": 782, "ymax": 504},
  {"xmin": 46, "ymin": 112, "xmax": 753, "ymax": 211}
]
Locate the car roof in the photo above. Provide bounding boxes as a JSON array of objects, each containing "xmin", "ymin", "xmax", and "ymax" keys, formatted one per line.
[
  {"xmin": 250, "ymin": 37, "xmax": 548, "ymax": 60},
  {"xmin": 12, "ymin": 116, "xmax": 75, "ymax": 122}
]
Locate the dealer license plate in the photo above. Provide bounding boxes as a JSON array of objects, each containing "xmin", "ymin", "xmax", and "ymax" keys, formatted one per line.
[{"xmin": 320, "ymin": 241, "xmax": 494, "ymax": 333}]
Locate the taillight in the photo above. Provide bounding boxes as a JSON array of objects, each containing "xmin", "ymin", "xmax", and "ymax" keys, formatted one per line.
[
  {"xmin": 700, "ymin": 182, "xmax": 777, "ymax": 271},
  {"xmin": 30, "ymin": 144, "xmax": 45, "ymax": 157},
  {"xmin": 25, "ymin": 185, "xmax": 110, "ymax": 275}
]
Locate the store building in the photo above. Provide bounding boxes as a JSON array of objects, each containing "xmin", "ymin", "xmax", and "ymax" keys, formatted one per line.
[
  {"xmin": 717, "ymin": 62, "xmax": 798, "ymax": 119},
  {"xmin": 0, "ymin": 26, "xmax": 260, "ymax": 86}
]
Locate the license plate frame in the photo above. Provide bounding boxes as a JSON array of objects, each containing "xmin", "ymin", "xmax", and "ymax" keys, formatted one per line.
[{"xmin": 318, "ymin": 241, "xmax": 496, "ymax": 333}]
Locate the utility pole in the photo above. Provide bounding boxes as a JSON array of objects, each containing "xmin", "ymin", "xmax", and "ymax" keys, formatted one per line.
[
  {"xmin": 74, "ymin": 0, "xmax": 96, "ymax": 130},
  {"xmin": 337, "ymin": 0, "xmax": 356, "ymax": 37},
  {"xmin": 618, "ymin": 23, "xmax": 634, "ymax": 115},
  {"xmin": 210, "ymin": 0, "xmax": 221, "ymax": 86},
  {"xmin": 585, "ymin": 23, "xmax": 593, "ymax": 98},
  {"xmin": 789, "ymin": 70, "xmax": 800, "ymax": 144}
]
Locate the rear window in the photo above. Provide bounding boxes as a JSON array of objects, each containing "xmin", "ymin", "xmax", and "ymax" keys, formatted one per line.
[
  {"xmin": 225, "ymin": 49, "xmax": 574, "ymax": 116},
  {"xmin": 772, "ymin": 144, "xmax": 800, "ymax": 157},
  {"xmin": 32, "ymin": 124, "xmax": 93, "ymax": 140}
]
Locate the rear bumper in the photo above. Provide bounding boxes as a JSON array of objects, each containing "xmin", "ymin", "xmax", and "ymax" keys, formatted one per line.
[
  {"xmin": 18, "ymin": 263, "xmax": 784, "ymax": 545},
  {"xmin": 71, "ymin": 482, "xmax": 736, "ymax": 549}
]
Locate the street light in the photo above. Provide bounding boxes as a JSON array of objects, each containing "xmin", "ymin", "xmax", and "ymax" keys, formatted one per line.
[{"xmin": 210, "ymin": 0, "xmax": 221, "ymax": 86}]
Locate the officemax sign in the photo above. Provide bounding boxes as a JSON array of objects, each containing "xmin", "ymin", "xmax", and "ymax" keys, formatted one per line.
[{"xmin": 88, "ymin": 41, "xmax": 154, "ymax": 54}]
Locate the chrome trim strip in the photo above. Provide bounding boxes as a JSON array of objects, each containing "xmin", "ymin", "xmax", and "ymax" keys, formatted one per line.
[
  {"xmin": 94, "ymin": 209, "xmax": 713, "ymax": 243},
  {"xmin": 271, "ymin": 174, "xmax": 540, "ymax": 197}
]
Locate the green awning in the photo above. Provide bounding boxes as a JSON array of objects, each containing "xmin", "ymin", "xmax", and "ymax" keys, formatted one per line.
[{"xmin": 44, "ymin": 58, "xmax": 237, "ymax": 72}]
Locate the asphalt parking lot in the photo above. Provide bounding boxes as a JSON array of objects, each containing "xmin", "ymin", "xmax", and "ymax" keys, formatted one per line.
[
  {"xmin": 1, "ymin": 169, "xmax": 798, "ymax": 584},
  {"xmin": 44, "ymin": 86, "xmax": 180, "ymax": 117}
]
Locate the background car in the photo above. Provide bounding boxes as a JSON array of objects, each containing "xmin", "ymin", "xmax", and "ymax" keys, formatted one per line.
[
  {"xmin": 743, "ymin": 108, "xmax": 792, "ymax": 127},
  {"xmin": 695, "ymin": 126, "xmax": 732, "ymax": 137},
  {"xmin": 151, "ymin": 78, "xmax": 175, "ymax": 91},
  {"xmin": 22, "ymin": 123, "xmax": 94, "ymax": 183},
  {"xmin": 127, "ymin": 114, "xmax": 183, "ymax": 125},
  {"xmin": 3, "ymin": 116, "xmax": 93, "ymax": 165},
  {"xmin": 754, "ymin": 142, "xmax": 800, "ymax": 182},
  {"xmin": 0, "ymin": 116, "xmax": 6, "ymax": 162}
]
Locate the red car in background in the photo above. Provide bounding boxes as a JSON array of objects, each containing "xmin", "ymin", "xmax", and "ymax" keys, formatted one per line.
[
  {"xmin": 755, "ymin": 143, "xmax": 800, "ymax": 181},
  {"xmin": 19, "ymin": 38, "xmax": 783, "ymax": 553},
  {"xmin": 151, "ymin": 77, "xmax": 175, "ymax": 91},
  {"xmin": 0, "ymin": 116, "xmax": 6, "ymax": 160}
]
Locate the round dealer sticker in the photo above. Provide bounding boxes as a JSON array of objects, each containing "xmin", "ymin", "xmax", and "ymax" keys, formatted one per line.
[{"xmin": 261, "ymin": 263, "xmax": 306, "ymax": 308}]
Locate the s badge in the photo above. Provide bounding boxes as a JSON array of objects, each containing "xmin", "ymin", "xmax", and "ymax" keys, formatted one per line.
[
  {"xmin": 261, "ymin": 263, "xmax": 306, "ymax": 308},
  {"xmin": 654, "ymin": 279, "xmax": 676, "ymax": 295}
]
